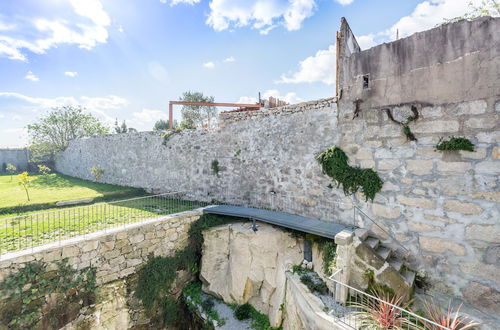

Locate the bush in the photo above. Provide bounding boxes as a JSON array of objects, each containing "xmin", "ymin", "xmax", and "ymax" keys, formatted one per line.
[
  {"xmin": 436, "ymin": 136, "xmax": 474, "ymax": 152},
  {"xmin": 234, "ymin": 303, "xmax": 252, "ymax": 320}
]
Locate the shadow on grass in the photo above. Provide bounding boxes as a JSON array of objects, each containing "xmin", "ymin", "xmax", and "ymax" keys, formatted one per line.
[{"xmin": 31, "ymin": 174, "xmax": 76, "ymax": 188}]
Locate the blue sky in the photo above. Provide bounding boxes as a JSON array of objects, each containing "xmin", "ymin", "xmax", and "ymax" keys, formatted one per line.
[{"xmin": 0, "ymin": 0, "xmax": 482, "ymax": 146}]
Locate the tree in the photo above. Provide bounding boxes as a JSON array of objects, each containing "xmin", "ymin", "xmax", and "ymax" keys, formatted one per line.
[
  {"xmin": 18, "ymin": 172, "xmax": 33, "ymax": 201},
  {"xmin": 153, "ymin": 119, "xmax": 177, "ymax": 131},
  {"xmin": 6, "ymin": 163, "xmax": 16, "ymax": 181},
  {"xmin": 179, "ymin": 91, "xmax": 218, "ymax": 128},
  {"xmin": 442, "ymin": 0, "xmax": 499, "ymax": 24},
  {"xmin": 114, "ymin": 119, "xmax": 128, "ymax": 133},
  {"xmin": 27, "ymin": 106, "xmax": 109, "ymax": 161}
]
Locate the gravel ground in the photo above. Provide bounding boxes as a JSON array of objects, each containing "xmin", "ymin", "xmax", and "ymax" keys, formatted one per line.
[{"xmin": 199, "ymin": 292, "xmax": 253, "ymax": 330}]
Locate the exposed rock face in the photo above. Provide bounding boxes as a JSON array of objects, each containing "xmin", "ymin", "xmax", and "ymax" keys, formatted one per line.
[{"xmin": 200, "ymin": 222, "xmax": 304, "ymax": 327}]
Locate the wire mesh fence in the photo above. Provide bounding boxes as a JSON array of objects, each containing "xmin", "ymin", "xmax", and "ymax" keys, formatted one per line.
[{"xmin": 0, "ymin": 192, "xmax": 209, "ymax": 256}]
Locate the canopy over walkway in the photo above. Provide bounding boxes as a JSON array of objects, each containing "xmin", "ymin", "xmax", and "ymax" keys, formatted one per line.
[{"xmin": 203, "ymin": 205, "xmax": 353, "ymax": 239}]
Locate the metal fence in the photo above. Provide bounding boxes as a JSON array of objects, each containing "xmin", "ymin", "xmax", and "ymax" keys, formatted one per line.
[
  {"xmin": 327, "ymin": 270, "xmax": 451, "ymax": 330},
  {"xmin": 0, "ymin": 192, "xmax": 209, "ymax": 256}
]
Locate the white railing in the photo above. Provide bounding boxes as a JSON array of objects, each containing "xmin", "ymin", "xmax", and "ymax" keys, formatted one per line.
[{"xmin": 327, "ymin": 270, "xmax": 451, "ymax": 330}]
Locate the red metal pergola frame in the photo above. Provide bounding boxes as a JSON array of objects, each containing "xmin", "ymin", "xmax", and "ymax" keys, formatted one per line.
[{"xmin": 168, "ymin": 101, "xmax": 260, "ymax": 129}]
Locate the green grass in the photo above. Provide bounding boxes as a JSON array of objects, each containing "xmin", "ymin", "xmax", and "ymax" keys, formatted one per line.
[
  {"xmin": 0, "ymin": 172, "xmax": 145, "ymax": 216},
  {"xmin": 0, "ymin": 195, "xmax": 208, "ymax": 253}
]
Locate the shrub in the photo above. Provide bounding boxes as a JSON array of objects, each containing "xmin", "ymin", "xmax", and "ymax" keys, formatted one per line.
[
  {"xmin": 235, "ymin": 303, "xmax": 252, "ymax": 320},
  {"xmin": 352, "ymin": 290, "xmax": 409, "ymax": 330},
  {"xmin": 436, "ymin": 137, "xmax": 475, "ymax": 152},
  {"xmin": 37, "ymin": 164, "xmax": 51, "ymax": 175},
  {"xmin": 90, "ymin": 167, "xmax": 104, "ymax": 181},
  {"xmin": 423, "ymin": 300, "xmax": 479, "ymax": 330}
]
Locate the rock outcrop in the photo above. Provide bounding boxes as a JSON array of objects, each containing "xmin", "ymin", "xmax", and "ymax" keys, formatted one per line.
[{"xmin": 200, "ymin": 222, "xmax": 304, "ymax": 326}]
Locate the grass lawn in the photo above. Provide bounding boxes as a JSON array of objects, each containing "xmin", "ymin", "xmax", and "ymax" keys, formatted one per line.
[
  {"xmin": 0, "ymin": 172, "xmax": 145, "ymax": 215},
  {"xmin": 0, "ymin": 195, "xmax": 208, "ymax": 253}
]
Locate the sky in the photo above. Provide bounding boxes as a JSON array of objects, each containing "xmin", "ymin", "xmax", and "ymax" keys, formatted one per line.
[{"xmin": 0, "ymin": 0, "xmax": 489, "ymax": 146}]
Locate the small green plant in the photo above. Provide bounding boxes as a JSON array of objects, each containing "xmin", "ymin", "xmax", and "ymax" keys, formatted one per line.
[
  {"xmin": 234, "ymin": 149, "xmax": 241, "ymax": 157},
  {"xmin": 211, "ymin": 159, "xmax": 220, "ymax": 176},
  {"xmin": 436, "ymin": 137, "xmax": 475, "ymax": 152},
  {"xmin": 352, "ymin": 290, "xmax": 409, "ymax": 330},
  {"xmin": 386, "ymin": 106, "xmax": 419, "ymax": 141},
  {"xmin": 235, "ymin": 303, "xmax": 253, "ymax": 320},
  {"xmin": 90, "ymin": 167, "xmax": 105, "ymax": 181},
  {"xmin": 423, "ymin": 299, "xmax": 480, "ymax": 330},
  {"xmin": 321, "ymin": 241, "xmax": 337, "ymax": 276},
  {"xmin": 300, "ymin": 273, "xmax": 329, "ymax": 295},
  {"xmin": 6, "ymin": 163, "xmax": 16, "ymax": 181},
  {"xmin": 162, "ymin": 131, "xmax": 176, "ymax": 145},
  {"xmin": 18, "ymin": 171, "xmax": 33, "ymax": 201},
  {"xmin": 316, "ymin": 146, "xmax": 383, "ymax": 201},
  {"xmin": 37, "ymin": 164, "xmax": 51, "ymax": 175}
]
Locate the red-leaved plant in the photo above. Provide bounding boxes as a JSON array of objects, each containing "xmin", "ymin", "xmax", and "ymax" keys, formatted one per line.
[
  {"xmin": 353, "ymin": 290, "xmax": 409, "ymax": 329},
  {"xmin": 423, "ymin": 300, "xmax": 479, "ymax": 330}
]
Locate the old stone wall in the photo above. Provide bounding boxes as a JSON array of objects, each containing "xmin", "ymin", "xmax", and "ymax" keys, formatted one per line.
[
  {"xmin": 0, "ymin": 210, "xmax": 203, "ymax": 329},
  {"xmin": 0, "ymin": 148, "xmax": 29, "ymax": 172},
  {"xmin": 54, "ymin": 17, "xmax": 500, "ymax": 310}
]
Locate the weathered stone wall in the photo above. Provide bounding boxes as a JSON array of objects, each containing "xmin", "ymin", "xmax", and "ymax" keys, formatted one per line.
[
  {"xmin": 0, "ymin": 210, "xmax": 203, "ymax": 329},
  {"xmin": 0, "ymin": 148, "xmax": 29, "ymax": 172},
  {"xmin": 54, "ymin": 17, "xmax": 500, "ymax": 310}
]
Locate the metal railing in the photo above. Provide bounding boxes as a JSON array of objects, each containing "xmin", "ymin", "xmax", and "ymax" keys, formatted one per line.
[
  {"xmin": 0, "ymin": 192, "xmax": 209, "ymax": 256},
  {"xmin": 327, "ymin": 270, "xmax": 450, "ymax": 330}
]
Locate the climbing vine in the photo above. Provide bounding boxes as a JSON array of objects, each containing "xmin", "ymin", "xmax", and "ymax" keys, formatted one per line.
[
  {"xmin": 135, "ymin": 214, "xmax": 239, "ymax": 328},
  {"xmin": 316, "ymin": 146, "xmax": 383, "ymax": 201},
  {"xmin": 386, "ymin": 106, "xmax": 419, "ymax": 141},
  {"xmin": 435, "ymin": 136, "xmax": 475, "ymax": 152},
  {"xmin": 211, "ymin": 160, "xmax": 220, "ymax": 176},
  {"xmin": 0, "ymin": 259, "xmax": 96, "ymax": 329}
]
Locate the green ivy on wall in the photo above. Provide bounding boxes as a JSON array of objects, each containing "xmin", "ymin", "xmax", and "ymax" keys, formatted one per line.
[
  {"xmin": 316, "ymin": 146, "xmax": 383, "ymax": 201},
  {"xmin": 0, "ymin": 259, "xmax": 96, "ymax": 329},
  {"xmin": 436, "ymin": 136, "xmax": 475, "ymax": 152}
]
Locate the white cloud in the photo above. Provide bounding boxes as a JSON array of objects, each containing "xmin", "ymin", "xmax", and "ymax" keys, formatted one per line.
[
  {"xmin": 0, "ymin": 92, "xmax": 127, "ymax": 124},
  {"xmin": 25, "ymin": 71, "xmax": 39, "ymax": 82},
  {"xmin": 238, "ymin": 89, "xmax": 302, "ymax": 105},
  {"xmin": 64, "ymin": 71, "xmax": 78, "ymax": 77},
  {"xmin": 206, "ymin": 0, "xmax": 316, "ymax": 33},
  {"xmin": 224, "ymin": 56, "xmax": 235, "ymax": 62},
  {"xmin": 278, "ymin": 0, "xmax": 491, "ymax": 85},
  {"xmin": 203, "ymin": 61, "xmax": 215, "ymax": 69},
  {"xmin": 0, "ymin": 0, "xmax": 111, "ymax": 61},
  {"xmin": 335, "ymin": 0, "xmax": 354, "ymax": 5},
  {"xmin": 132, "ymin": 108, "xmax": 165, "ymax": 123},
  {"xmin": 278, "ymin": 44, "xmax": 335, "ymax": 85},
  {"xmin": 170, "ymin": 0, "xmax": 201, "ymax": 5}
]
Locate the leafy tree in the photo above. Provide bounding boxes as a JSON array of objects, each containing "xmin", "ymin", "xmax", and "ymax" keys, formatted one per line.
[
  {"xmin": 18, "ymin": 172, "xmax": 33, "ymax": 201},
  {"xmin": 114, "ymin": 119, "xmax": 128, "ymax": 133},
  {"xmin": 27, "ymin": 106, "xmax": 109, "ymax": 161},
  {"xmin": 6, "ymin": 163, "xmax": 16, "ymax": 181},
  {"xmin": 179, "ymin": 91, "xmax": 218, "ymax": 128},
  {"xmin": 442, "ymin": 0, "xmax": 499, "ymax": 24},
  {"xmin": 153, "ymin": 119, "xmax": 177, "ymax": 131}
]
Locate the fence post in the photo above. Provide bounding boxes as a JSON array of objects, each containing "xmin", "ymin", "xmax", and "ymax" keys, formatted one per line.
[{"xmin": 334, "ymin": 229, "xmax": 354, "ymax": 305}]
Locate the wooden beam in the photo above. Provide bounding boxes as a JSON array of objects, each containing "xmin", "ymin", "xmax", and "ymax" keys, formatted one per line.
[{"xmin": 169, "ymin": 101, "xmax": 260, "ymax": 108}]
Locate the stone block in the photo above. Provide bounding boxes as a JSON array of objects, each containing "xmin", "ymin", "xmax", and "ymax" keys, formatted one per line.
[
  {"xmin": 408, "ymin": 222, "xmax": 440, "ymax": 232},
  {"xmin": 420, "ymin": 106, "xmax": 443, "ymax": 118},
  {"xmin": 355, "ymin": 149, "xmax": 373, "ymax": 160},
  {"xmin": 397, "ymin": 195, "xmax": 436, "ymax": 209},
  {"xmin": 443, "ymin": 200, "xmax": 483, "ymax": 215},
  {"xmin": 477, "ymin": 131, "xmax": 500, "ymax": 143},
  {"xmin": 406, "ymin": 160, "xmax": 433, "ymax": 175},
  {"xmin": 436, "ymin": 161, "xmax": 471, "ymax": 173},
  {"xmin": 462, "ymin": 281, "xmax": 500, "ymax": 313},
  {"xmin": 469, "ymin": 191, "xmax": 500, "ymax": 203},
  {"xmin": 475, "ymin": 161, "xmax": 499, "ymax": 174},
  {"xmin": 62, "ymin": 246, "xmax": 80, "ymax": 258},
  {"xmin": 423, "ymin": 214, "xmax": 457, "ymax": 224},
  {"xmin": 372, "ymin": 204, "xmax": 401, "ymax": 219},
  {"xmin": 81, "ymin": 240, "xmax": 99, "ymax": 253},
  {"xmin": 460, "ymin": 262, "xmax": 500, "ymax": 286},
  {"xmin": 465, "ymin": 224, "xmax": 500, "ymax": 243},
  {"xmin": 459, "ymin": 147, "xmax": 486, "ymax": 160},
  {"xmin": 493, "ymin": 147, "xmax": 500, "ymax": 160},
  {"xmin": 335, "ymin": 230, "xmax": 354, "ymax": 245},
  {"xmin": 419, "ymin": 236, "xmax": 465, "ymax": 256},
  {"xmin": 378, "ymin": 159, "xmax": 401, "ymax": 170},
  {"xmin": 416, "ymin": 146, "xmax": 441, "ymax": 158},
  {"xmin": 129, "ymin": 233, "xmax": 145, "ymax": 244},
  {"xmin": 465, "ymin": 117, "xmax": 497, "ymax": 129},
  {"xmin": 412, "ymin": 120, "xmax": 459, "ymax": 134},
  {"xmin": 354, "ymin": 243, "xmax": 385, "ymax": 269},
  {"xmin": 453, "ymin": 100, "xmax": 487, "ymax": 115}
]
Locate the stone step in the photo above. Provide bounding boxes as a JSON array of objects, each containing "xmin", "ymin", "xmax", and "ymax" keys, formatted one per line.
[
  {"xmin": 365, "ymin": 237, "xmax": 380, "ymax": 250},
  {"xmin": 403, "ymin": 270, "xmax": 416, "ymax": 287},
  {"xmin": 354, "ymin": 228, "xmax": 369, "ymax": 241},
  {"xmin": 376, "ymin": 246, "xmax": 391, "ymax": 260},
  {"xmin": 388, "ymin": 258, "xmax": 403, "ymax": 272}
]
